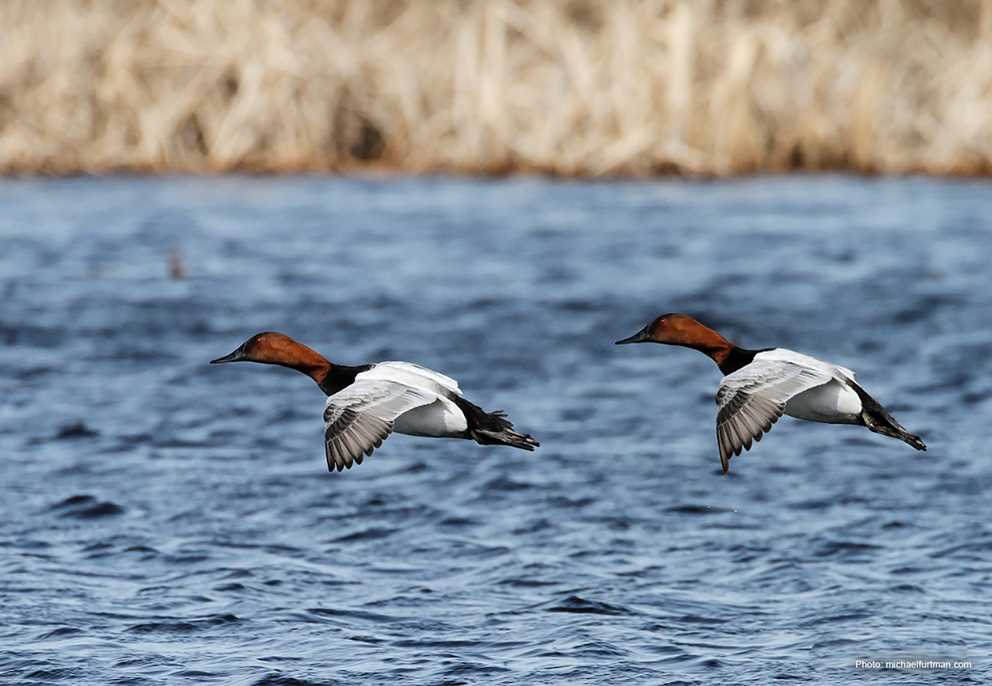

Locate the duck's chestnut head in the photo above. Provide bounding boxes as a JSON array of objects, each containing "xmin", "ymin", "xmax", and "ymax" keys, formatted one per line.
[
  {"xmin": 211, "ymin": 331, "xmax": 331, "ymax": 381},
  {"xmin": 615, "ymin": 313, "xmax": 709, "ymax": 346}
]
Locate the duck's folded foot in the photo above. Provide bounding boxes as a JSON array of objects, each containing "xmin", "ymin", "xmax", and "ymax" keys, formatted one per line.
[
  {"xmin": 898, "ymin": 431, "xmax": 927, "ymax": 451},
  {"xmin": 472, "ymin": 427, "xmax": 540, "ymax": 451},
  {"xmin": 451, "ymin": 396, "xmax": 539, "ymax": 451},
  {"xmin": 861, "ymin": 410, "xmax": 926, "ymax": 451}
]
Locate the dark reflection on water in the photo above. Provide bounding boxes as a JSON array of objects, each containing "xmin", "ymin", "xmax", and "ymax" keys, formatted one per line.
[{"xmin": 1, "ymin": 175, "xmax": 989, "ymax": 684}]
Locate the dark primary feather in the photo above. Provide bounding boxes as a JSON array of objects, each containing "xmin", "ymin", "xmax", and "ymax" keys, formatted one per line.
[
  {"xmin": 716, "ymin": 390, "xmax": 783, "ymax": 473},
  {"xmin": 321, "ymin": 379, "xmax": 434, "ymax": 472},
  {"xmin": 323, "ymin": 405, "xmax": 391, "ymax": 472},
  {"xmin": 714, "ymin": 358, "xmax": 832, "ymax": 473}
]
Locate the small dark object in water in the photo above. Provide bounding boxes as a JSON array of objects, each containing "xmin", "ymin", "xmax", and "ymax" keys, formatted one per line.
[
  {"xmin": 55, "ymin": 421, "xmax": 99, "ymax": 440},
  {"xmin": 169, "ymin": 250, "xmax": 186, "ymax": 280}
]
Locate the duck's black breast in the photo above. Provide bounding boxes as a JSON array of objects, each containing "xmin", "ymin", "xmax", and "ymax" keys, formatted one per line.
[
  {"xmin": 718, "ymin": 347, "xmax": 772, "ymax": 375},
  {"xmin": 318, "ymin": 364, "xmax": 374, "ymax": 396}
]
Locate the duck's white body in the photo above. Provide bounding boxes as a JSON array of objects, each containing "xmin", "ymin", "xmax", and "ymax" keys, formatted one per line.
[
  {"xmin": 714, "ymin": 347, "xmax": 923, "ymax": 472},
  {"xmin": 785, "ymin": 382, "xmax": 862, "ymax": 424},
  {"xmin": 393, "ymin": 402, "xmax": 469, "ymax": 437},
  {"xmin": 353, "ymin": 362, "xmax": 469, "ymax": 437},
  {"xmin": 755, "ymin": 349, "xmax": 864, "ymax": 424},
  {"xmin": 322, "ymin": 361, "xmax": 537, "ymax": 471}
]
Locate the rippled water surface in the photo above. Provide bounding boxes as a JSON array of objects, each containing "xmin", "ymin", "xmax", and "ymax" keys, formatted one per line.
[{"xmin": 1, "ymin": 176, "xmax": 990, "ymax": 684}]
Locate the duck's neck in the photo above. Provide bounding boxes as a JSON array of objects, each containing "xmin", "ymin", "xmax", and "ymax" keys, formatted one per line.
[
  {"xmin": 674, "ymin": 324, "xmax": 736, "ymax": 370},
  {"xmin": 316, "ymin": 364, "xmax": 373, "ymax": 396},
  {"xmin": 673, "ymin": 324, "xmax": 764, "ymax": 375},
  {"xmin": 715, "ymin": 345, "xmax": 764, "ymax": 375},
  {"xmin": 266, "ymin": 340, "xmax": 373, "ymax": 395},
  {"xmin": 269, "ymin": 341, "xmax": 334, "ymax": 388}
]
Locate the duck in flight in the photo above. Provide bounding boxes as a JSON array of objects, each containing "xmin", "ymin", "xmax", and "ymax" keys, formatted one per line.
[
  {"xmin": 211, "ymin": 332, "xmax": 539, "ymax": 471},
  {"xmin": 616, "ymin": 314, "xmax": 926, "ymax": 474}
]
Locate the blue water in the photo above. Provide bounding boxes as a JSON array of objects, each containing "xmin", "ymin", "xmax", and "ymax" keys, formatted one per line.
[{"xmin": 1, "ymin": 175, "xmax": 989, "ymax": 684}]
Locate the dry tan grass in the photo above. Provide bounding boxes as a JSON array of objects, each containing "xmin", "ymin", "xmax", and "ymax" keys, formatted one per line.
[{"xmin": 1, "ymin": 0, "xmax": 991, "ymax": 176}]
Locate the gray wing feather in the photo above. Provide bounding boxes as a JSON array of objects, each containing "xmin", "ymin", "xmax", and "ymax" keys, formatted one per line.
[
  {"xmin": 715, "ymin": 360, "xmax": 832, "ymax": 473},
  {"xmin": 323, "ymin": 379, "xmax": 435, "ymax": 472}
]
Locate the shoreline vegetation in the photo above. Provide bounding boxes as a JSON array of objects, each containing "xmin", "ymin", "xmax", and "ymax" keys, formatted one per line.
[{"xmin": 2, "ymin": 0, "xmax": 991, "ymax": 177}]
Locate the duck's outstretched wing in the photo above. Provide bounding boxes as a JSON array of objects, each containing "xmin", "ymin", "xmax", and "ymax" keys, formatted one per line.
[
  {"xmin": 715, "ymin": 356, "xmax": 833, "ymax": 474},
  {"xmin": 323, "ymin": 378, "xmax": 436, "ymax": 472}
]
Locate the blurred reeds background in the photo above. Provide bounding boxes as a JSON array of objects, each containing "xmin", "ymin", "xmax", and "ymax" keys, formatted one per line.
[{"xmin": 2, "ymin": 0, "xmax": 991, "ymax": 176}]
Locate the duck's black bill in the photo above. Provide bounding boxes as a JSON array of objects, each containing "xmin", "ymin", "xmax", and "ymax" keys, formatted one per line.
[
  {"xmin": 615, "ymin": 328, "xmax": 650, "ymax": 345},
  {"xmin": 210, "ymin": 348, "xmax": 246, "ymax": 364}
]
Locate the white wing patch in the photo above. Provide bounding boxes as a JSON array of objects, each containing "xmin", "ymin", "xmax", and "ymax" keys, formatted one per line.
[
  {"xmin": 360, "ymin": 362, "xmax": 462, "ymax": 396},
  {"xmin": 834, "ymin": 365, "xmax": 856, "ymax": 382},
  {"xmin": 715, "ymin": 356, "xmax": 834, "ymax": 473},
  {"xmin": 755, "ymin": 348, "xmax": 855, "ymax": 383},
  {"xmin": 323, "ymin": 378, "xmax": 436, "ymax": 471}
]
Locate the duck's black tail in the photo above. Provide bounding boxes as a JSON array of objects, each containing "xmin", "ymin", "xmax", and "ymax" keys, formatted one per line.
[
  {"xmin": 852, "ymin": 382, "xmax": 927, "ymax": 451},
  {"xmin": 451, "ymin": 396, "xmax": 540, "ymax": 451}
]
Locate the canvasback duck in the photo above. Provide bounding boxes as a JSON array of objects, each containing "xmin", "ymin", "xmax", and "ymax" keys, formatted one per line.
[
  {"xmin": 616, "ymin": 314, "xmax": 926, "ymax": 474},
  {"xmin": 211, "ymin": 332, "xmax": 539, "ymax": 471}
]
